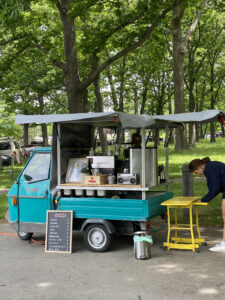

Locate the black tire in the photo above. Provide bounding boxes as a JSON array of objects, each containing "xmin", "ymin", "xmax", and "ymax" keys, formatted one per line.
[
  {"xmin": 17, "ymin": 231, "xmax": 33, "ymax": 240},
  {"xmin": 84, "ymin": 224, "xmax": 111, "ymax": 252}
]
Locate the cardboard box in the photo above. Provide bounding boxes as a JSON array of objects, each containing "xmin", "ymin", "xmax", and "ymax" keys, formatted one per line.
[{"xmin": 84, "ymin": 175, "xmax": 108, "ymax": 185}]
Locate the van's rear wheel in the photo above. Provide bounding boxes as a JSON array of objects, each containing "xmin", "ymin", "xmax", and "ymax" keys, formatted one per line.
[
  {"xmin": 84, "ymin": 224, "xmax": 111, "ymax": 252},
  {"xmin": 17, "ymin": 231, "xmax": 33, "ymax": 240}
]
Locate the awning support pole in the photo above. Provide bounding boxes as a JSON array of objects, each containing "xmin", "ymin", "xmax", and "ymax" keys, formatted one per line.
[
  {"xmin": 57, "ymin": 123, "xmax": 61, "ymax": 187},
  {"xmin": 165, "ymin": 125, "xmax": 169, "ymax": 192},
  {"xmin": 141, "ymin": 128, "xmax": 146, "ymax": 200}
]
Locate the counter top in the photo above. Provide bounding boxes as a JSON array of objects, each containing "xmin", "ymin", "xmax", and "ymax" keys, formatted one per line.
[
  {"xmin": 57, "ymin": 183, "xmax": 149, "ymax": 191},
  {"xmin": 161, "ymin": 196, "xmax": 209, "ymax": 207}
]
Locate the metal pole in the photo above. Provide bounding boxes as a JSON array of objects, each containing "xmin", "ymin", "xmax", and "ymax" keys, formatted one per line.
[
  {"xmin": 165, "ymin": 125, "xmax": 169, "ymax": 192},
  {"xmin": 57, "ymin": 123, "xmax": 61, "ymax": 187},
  {"xmin": 141, "ymin": 128, "xmax": 146, "ymax": 200}
]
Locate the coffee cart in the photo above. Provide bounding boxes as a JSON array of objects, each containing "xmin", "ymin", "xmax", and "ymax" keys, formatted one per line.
[{"xmin": 7, "ymin": 112, "xmax": 181, "ymax": 252}]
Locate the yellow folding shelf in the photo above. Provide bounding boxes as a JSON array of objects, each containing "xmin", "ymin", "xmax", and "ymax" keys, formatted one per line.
[{"xmin": 161, "ymin": 197, "xmax": 209, "ymax": 253}]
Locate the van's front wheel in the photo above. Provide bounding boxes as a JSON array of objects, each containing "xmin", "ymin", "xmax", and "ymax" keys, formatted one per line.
[
  {"xmin": 17, "ymin": 231, "xmax": 33, "ymax": 240},
  {"xmin": 84, "ymin": 224, "xmax": 111, "ymax": 252}
]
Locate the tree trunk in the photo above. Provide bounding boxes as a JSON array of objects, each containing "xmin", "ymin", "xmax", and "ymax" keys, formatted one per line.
[
  {"xmin": 133, "ymin": 89, "xmax": 138, "ymax": 114},
  {"xmin": 38, "ymin": 93, "xmax": 48, "ymax": 146},
  {"xmin": 168, "ymin": 95, "xmax": 173, "ymax": 114},
  {"xmin": 23, "ymin": 124, "xmax": 29, "ymax": 146},
  {"xmin": 203, "ymin": 124, "xmax": 208, "ymax": 139},
  {"xmin": 106, "ymin": 67, "xmax": 119, "ymax": 111},
  {"xmin": 172, "ymin": 0, "xmax": 207, "ymax": 150},
  {"xmin": 188, "ymin": 53, "xmax": 196, "ymax": 147},
  {"xmin": 209, "ymin": 63, "xmax": 216, "ymax": 143},
  {"xmin": 140, "ymin": 85, "xmax": 147, "ymax": 114},
  {"xmin": 93, "ymin": 77, "xmax": 108, "ymax": 154},
  {"xmin": 116, "ymin": 57, "xmax": 126, "ymax": 144},
  {"xmin": 172, "ymin": 6, "xmax": 186, "ymax": 151},
  {"xmin": 196, "ymin": 124, "xmax": 200, "ymax": 142},
  {"xmin": 83, "ymin": 88, "xmax": 89, "ymax": 113},
  {"xmin": 106, "ymin": 64, "xmax": 124, "ymax": 145},
  {"xmin": 119, "ymin": 56, "xmax": 126, "ymax": 112},
  {"xmin": 57, "ymin": 0, "xmax": 83, "ymax": 113},
  {"xmin": 210, "ymin": 122, "xmax": 215, "ymax": 143},
  {"xmin": 41, "ymin": 124, "xmax": 48, "ymax": 146},
  {"xmin": 154, "ymin": 129, "xmax": 160, "ymax": 147},
  {"xmin": 221, "ymin": 124, "xmax": 225, "ymax": 138}
]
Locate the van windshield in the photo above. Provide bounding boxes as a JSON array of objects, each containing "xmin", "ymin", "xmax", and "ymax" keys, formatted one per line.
[{"xmin": 23, "ymin": 152, "xmax": 51, "ymax": 182}]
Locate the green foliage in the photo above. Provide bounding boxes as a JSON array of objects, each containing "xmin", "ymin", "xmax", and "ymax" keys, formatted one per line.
[
  {"xmin": 0, "ymin": 0, "xmax": 68, "ymax": 119},
  {"xmin": 0, "ymin": 0, "xmax": 32, "ymax": 25},
  {"xmin": 0, "ymin": 0, "xmax": 224, "ymax": 121},
  {"xmin": 0, "ymin": 104, "xmax": 22, "ymax": 138}
]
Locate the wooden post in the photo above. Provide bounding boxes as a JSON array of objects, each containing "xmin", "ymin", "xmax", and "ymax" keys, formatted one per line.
[
  {"xmin": 182, "ymin": 164, "xmax": 193, "ymax": 196},
  {"xmin": 182, "ymin": 164, "xmax": 193, "ymax": 216}
]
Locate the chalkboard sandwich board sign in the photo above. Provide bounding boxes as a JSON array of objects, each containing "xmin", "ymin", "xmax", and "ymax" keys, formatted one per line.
[{"xmin": 45, "ymin": 210, "xmax": 73, "ymax": 254}]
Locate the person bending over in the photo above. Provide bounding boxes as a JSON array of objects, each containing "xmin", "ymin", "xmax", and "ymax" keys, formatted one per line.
[{"xmin": 189, "ymin": 157, "xmax": 225, "ymax": 252}]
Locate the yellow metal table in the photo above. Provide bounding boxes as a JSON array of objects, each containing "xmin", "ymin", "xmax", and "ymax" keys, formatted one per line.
[{"xmin": 161, "ymin": 197, "xmax": 209, "ymax": 252}]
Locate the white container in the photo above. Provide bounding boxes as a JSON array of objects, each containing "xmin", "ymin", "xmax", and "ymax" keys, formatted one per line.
[
  {"xmin": 86, "ymin": 189, "xmax": 95, "ymax": 197},
  {"xmin": 75, "ymin": 189, "xmax": 84, "ymax": 196},
  {"xmin": 97, "ymin": 190, "xmax": 106, "ymax": 197},
  {"xmin": 64, "ymin": 189, "xmax": 72, "ymax": 196},
  {"xmin": 108, "ymin": 175, "xmax": 116, "ymax": 184}
]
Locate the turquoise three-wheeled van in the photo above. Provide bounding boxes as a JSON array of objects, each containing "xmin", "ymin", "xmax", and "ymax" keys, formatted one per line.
[{"xmin": 6, "ymin": 112, "xmax": 180, "ymax": 252}]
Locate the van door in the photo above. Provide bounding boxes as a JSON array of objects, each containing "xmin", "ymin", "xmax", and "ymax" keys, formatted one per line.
[{"xmin": 18, "ymin": 151, "xmax": 51, "ymax": 233}]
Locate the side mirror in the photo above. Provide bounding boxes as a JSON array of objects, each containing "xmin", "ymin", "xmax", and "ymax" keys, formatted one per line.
[{"xmin": 24, "ymin": 174, "xmax": 33, "ymax": 181}]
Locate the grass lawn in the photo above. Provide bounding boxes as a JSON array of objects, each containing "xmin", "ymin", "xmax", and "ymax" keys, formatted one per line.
[
  {"xmin": 0, "ymin": 161, "xmax": 27, "ymax": 221},
  {"xmin": 0, "ymin": 138, "xmax": 224, "ymax": 226},
  {"xmin": 0, "ymin": 194, "xmax": 9, "ymax": 221},
  {"xmin": 157, "ymin": 137, "xmax": 225, "ymax": 178}
]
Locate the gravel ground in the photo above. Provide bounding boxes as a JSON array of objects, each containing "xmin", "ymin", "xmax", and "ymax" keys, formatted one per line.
[{"xmin": 0, "ymin": 223, "xmax": 225, "ymax": 300}]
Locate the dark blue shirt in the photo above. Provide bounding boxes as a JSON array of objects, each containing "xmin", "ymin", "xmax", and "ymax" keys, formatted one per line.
[{"xmin": 202, "ymin": 161, "xmax": 225, "ymax": 202}]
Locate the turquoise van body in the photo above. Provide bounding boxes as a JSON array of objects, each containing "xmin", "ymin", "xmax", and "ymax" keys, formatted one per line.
[{"xmin": 7, "ymin": 147, "xmax": 171, "ymax": 251}]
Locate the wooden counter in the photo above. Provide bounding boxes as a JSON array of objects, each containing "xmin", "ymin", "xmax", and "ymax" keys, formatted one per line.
[{"xmin": 57, "ymin": 183, "xmax": 149, "ymax": 191}]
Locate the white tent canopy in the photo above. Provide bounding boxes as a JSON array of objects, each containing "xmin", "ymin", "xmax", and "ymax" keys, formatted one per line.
[
  {"xmin": 15, "ymin": 110, "xmax": 225, "ymax": 128},
  {"xmin": 15, "ymin": 112, "xmax": 182, "ymax": 129},
  {"xmin": 152, "ymin": 109, "xmax": 225, "ymax": 124}
]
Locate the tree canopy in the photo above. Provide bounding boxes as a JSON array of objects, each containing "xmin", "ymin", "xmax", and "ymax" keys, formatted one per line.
[{"xmin": 0, "ymin": 0, "xmax": 224, "ymax": 147}]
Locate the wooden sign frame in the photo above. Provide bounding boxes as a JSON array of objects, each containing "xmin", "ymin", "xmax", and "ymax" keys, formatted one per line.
[{"xmin": 45, "ymin": 210, "xmax": 73, "ymax": 254}]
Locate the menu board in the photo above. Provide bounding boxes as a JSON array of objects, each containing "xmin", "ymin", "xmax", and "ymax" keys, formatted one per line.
[{"xmin": 45, "ymin": 210, "xmax": 73, "ymax": 253}]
